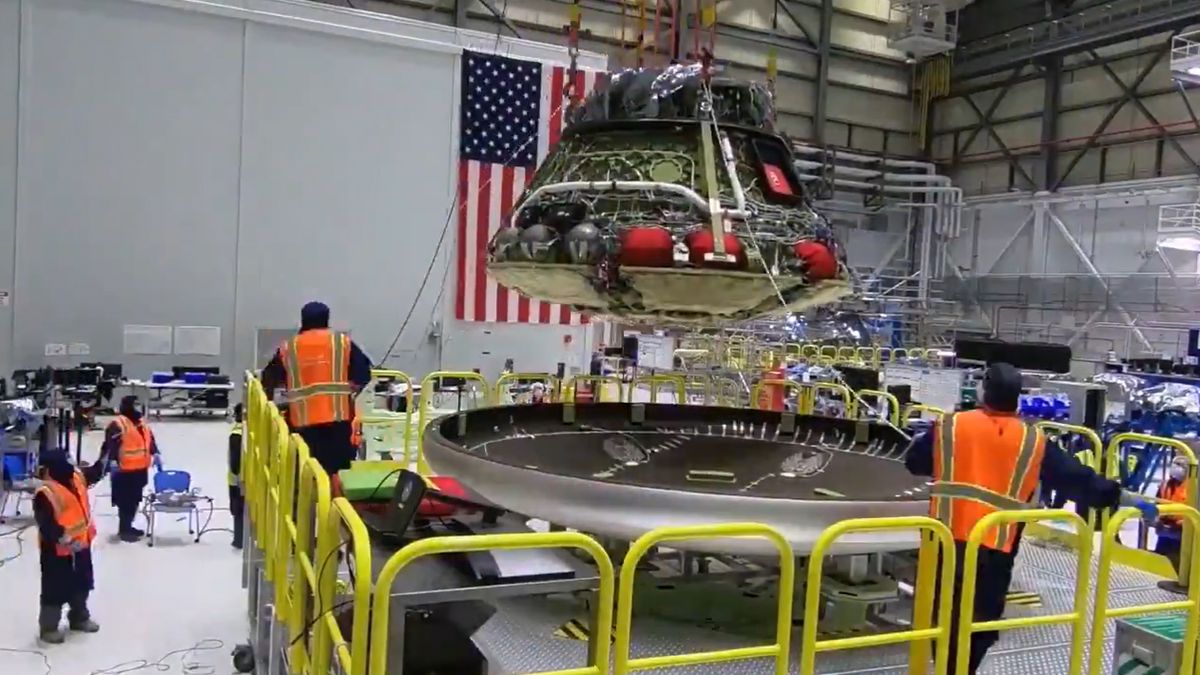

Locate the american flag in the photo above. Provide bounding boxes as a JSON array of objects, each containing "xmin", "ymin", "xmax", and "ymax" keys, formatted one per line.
[{"xmin": 454, "ymin": 50, "xmax": 604, "ymax": 325}]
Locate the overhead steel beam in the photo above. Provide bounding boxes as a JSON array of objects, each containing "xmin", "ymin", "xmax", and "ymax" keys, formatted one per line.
[
  {"xmin": 954, "ymin": 0, "xmax": 1200, "ymax": 79},
  {"xmin": 1052, "ymin": 44, "xmax": 1170, "ymax": 191},
  {"xmin": 962, "ymin": 96, "xmax": 1038, "ymax": 189},
  {"xmin": 774, "ymin": 0, "xmax": 815, "ymax": 44},
  {"xmin": 1089, "ymin": 49, "xmax": 1200, "ymax": 177},
  {"xmin": 955, "ymin": 68, "xmax": 1024, "ymax": 160},
  {"xmin": 477, "ymin": 0, "xmax": 522, "ymax": 38},
  {"xmin": 455, "ymin": 0, "xmax": 467, "ymax": 26},
  {"xmin": 813, "ymin": 0, "xmax": 833, "ymax": 144},
  {"xmin": 711, "ymin": 20, "xmax": 902, "ymax": 68},
  {"xmin": 948, "ymin": 41, "xmax": 1167, "ymax": 98}
]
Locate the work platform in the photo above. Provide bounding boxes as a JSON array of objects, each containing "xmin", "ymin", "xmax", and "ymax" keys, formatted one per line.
[{"xmin": 419, "ymin": 536, "xmax": 1174, "ymax": 674}]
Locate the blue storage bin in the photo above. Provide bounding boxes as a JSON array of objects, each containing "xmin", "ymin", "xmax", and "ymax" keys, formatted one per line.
[
  {"xmin": 3, "ymin": 453, "xmax": 30, "ymax": 481},
  {"xmin": 151, "ymin": 372, "xmax": 173, "ymax": 384},
  {"xmin": 182, "ymin": 372, "xmax": 208, "ymax": 385}
]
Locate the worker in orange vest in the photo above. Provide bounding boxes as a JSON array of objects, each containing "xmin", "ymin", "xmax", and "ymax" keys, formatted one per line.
[
  {"xmin": 1155, "ymin": 455, "xmax": 1192, "ymax": 570},
  {"xmin": 261, "ymin": 302, "xmax": 372, "ymax": 475},
  {"xmin": 905, "ymin": 363, "xmax": 1156, "ymax": 674},
  {"xmin": 33, "ymin": 447, "xmax": 107, "ymax": 643},
  {"xmin": 102, "ymin": 395, "xmax": 163, "ymax": 543}
]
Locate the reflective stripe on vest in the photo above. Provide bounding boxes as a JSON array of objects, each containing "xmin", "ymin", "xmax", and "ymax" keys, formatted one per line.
[
  {"xmin": 35, "ymin": 470, "xmax": 95, "ymax": 556},
  {"xmin": 280, "ymin": 330, "xmax": 353, "ymax": 428},
  {"xmin": 114, "ymin": 416, "xmax": 152, "ymax": 472},
  {"xmin": 1160, "ymin": 480, "xmax": 1190, "ymax": 526},
  {"xmin": 931, "ymin": 411, "xmax": 1045, "ymax": 552}
]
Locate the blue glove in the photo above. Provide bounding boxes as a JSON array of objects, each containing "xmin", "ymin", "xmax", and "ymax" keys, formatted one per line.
[
  {"xmin": 108, "ymin": 460, "xmax": 118, "ymax": 473},
  {"xmin": 152, "ymin": 454, "xmax": 164, "ymax": 471},
  {"xmin": 1119, "ymin": 490, "xmax": 1158, "ymax": 524}
]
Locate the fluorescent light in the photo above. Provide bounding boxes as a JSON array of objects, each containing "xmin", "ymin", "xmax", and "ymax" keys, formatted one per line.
[{"xmin": 1190, "ymin": 67, "xmax": 1200, "ymax": 77}]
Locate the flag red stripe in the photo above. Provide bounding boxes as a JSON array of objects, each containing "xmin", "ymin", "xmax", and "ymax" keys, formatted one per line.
[
  {"xmin": 549, "ymin": 67, "xmax": 565, "ymax": 151},
  {"xmin": 473, "ymin": 163, "xmax": 491, "ymax": 319},
  {"xmin": 454, "ymin": 160, "xmax": 469, "ymax": 320}
]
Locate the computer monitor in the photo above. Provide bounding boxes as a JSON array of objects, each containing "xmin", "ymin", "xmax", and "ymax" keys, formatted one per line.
[{"xmin": 172, "ymin": 366, "xmax": 220, "ymax": 380}]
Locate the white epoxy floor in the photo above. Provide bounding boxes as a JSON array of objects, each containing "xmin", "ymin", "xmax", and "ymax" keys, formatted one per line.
[{"xmin": 0, "ymin": 418, "xmax": 245, "ymax": 675}]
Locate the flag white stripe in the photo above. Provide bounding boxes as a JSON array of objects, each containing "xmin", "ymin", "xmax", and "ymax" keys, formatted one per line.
[{"xmin": 485, "ymin": 162, "xmax": 503, "ymax": 323}]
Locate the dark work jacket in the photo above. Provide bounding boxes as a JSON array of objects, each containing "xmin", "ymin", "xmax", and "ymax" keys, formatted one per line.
[{"xmin": 33, "ymin": 460, "xmax": 107, "ymax": 552}]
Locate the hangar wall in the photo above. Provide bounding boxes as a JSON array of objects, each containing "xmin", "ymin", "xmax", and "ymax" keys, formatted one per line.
[{"xmin": 0, "ymin": 0, "xmax": 601, "ymax": 380}]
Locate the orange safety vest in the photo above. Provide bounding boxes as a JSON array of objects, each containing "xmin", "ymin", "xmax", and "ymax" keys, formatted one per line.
[
  {"xmin": 35, "ymin": 470, "xmax": 96, "ymax": 556},
  {"xmin": 114, "ymin": 416, "xmax": 154, "ymax": 472},
  {"xmin": 279, "ymin": 329, "xmax": 354, "ymax": 428},
  {"xmin": 931, "ymin": 409, "xmax": 1046, "ymax": 553},
  {"xmin": 1159, "ymin": 480, "xmax": 1190, "ymax": 527}
]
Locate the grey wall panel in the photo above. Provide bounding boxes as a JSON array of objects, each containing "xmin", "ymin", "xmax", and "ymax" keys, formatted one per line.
[
  {"xmin": 14, "ymin": 0, "xmax": 243, "ymax": 374},
  {"xmin": 0, "ymin": 0, "xmax": 18, "ymax": 378},
  {"xmin": 235, "ymin": 23, "xmax": 457, "ymax": 377}
]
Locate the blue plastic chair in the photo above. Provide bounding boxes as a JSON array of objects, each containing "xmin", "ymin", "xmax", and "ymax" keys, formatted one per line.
[
  {"xmin": 1, "ymin": 453, "xmax": 35, "ymax": 522},
  {"xmin": 143, "ymin": 469, "xmax": 199, "ymax": 546}
]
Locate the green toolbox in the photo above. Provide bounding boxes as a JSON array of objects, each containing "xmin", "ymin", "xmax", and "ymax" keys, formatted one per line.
[{"xmin": 1113, "ymin": 614, "xmax": 1189, "ymax": 675}]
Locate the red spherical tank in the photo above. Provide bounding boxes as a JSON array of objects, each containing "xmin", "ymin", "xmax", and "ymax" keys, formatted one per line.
[
  {"xmin": 684, "ymin": 230, "xmax": 746, "ymax": 270},
  {"xmin": 619, "ymin": 226, "xmax": 675, "ymax": 267},
  {"xmin": 793, "ymin": 240, "xmax": 839, "ymax": 280}
]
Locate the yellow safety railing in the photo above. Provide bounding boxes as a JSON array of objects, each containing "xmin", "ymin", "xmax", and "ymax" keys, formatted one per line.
[
  {"xmin": 1105, "ymin": 432, "xmax": 1199, "ymax": 585},
  {"xmin": 957, "ymin": 509, "xmax": 1092, "ymax": 675},
  {"xmin": 801, "ymin": 343, "xmax": 820, "ymax": 359},
  {"xmin": 272, "ymin": 430, "xmax": 303, "ymax": 656},
  {"xmin": 1088, "ymin": 504, "xmax": 1200, "ymax": 675},
  {"xmin": 626, "ymin": 374, "xmax": 686, "ymax": 404},
  {"xmin": 566, "ymin": 375, "xmax": 624, "ymax": 403},
  {"xmin": 318, "ymin": 498, "xmax": 371, "ymax": 675},
  {"xmin": 494, "ymin": 372, "xmax": 560, "ymax": 405},
  {"xmin": 614, "ymin": 524, "xmax": 794, "ymax": 673},
  {"xmin": 856, "ymin": 389, "xmax": 901, "ymax": 427},
  {"xmin": 289, "ymin": 452, "xmax": 330, "ymax": 670},
  {"xmin": 1035, "ymin": 422, "xmax": 1103, "ymax": 472},
  {"xmin": 370, "ymin": 532, "xmax": 615, "ymax": 675},
  {"xmin": 360, "ymin": 369, "xmax": 414, "ymax": 462},
  {"xmin": 801, "ymin": 517, "xmax": 956, "ymax": 675},
  {"xmin": 836, "ymin": 346, "xmax": 857, "ymax": 362},
  {"xmin": 893, "ymin": 347, "xmax": 910, "ymax": 361},
  {"xmin": 264, "ymin": 415, "xmax": 289, "ymax": 583},
  {"xmin": 810, "ymin": 382, "xmax": 855, "ymax": 418},
  {"xmin": 784, "ymin": 342, "xmax": 803, "ymax": 361},
  {"xmin": 904, "ymin": 404, "xmax": 947, "ymax": 423},
  {"xmin": 416, "ymin": 371, "xmax": 490, "ymax": 475},
  {"xmin": 750, "ymin": 378, "xmax": 808, "ymax": 412},
  {"xmin": 856, "ymin": 346, "xmax": 879, "ymax": 368}
]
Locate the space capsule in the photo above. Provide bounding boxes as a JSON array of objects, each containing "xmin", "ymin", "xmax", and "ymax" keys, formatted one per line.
[{"xmin": 487, "ymin": 64, "xmax": 852, "ymax": 324}]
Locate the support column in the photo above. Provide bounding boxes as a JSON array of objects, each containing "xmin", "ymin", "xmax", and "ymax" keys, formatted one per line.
[
  {"xmin": 1040, "ymin": 56, "xmax": 1061, "ymax": 190},
  {"xmin": 813, "ymin": 0, "xmax": 833, "ymax": 144}
]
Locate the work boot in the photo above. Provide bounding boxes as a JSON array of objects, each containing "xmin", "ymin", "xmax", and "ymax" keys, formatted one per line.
[
  {"xmin": 68, "ymin": 599, "xmax": 98, "ymax": 633},
  {"xmin": 38, "ymin": 605, "xmax": 64, "ymax": 644},
  {"xmin": 130, "ymin": 526, "xmax": 145, "ymax": 537},
  {"xmin": 119, "ymin": 530, "xmax": 141, "ymax": 543}
]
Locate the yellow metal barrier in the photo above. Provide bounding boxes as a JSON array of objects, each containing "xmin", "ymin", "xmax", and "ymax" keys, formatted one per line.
[
  {"xmin": 750, "ymin": 378, "xmax": 808, "ymax": 412},
  {"xmin": 567, "ymin": 375, "xmax": 624, "ymax": 403},
  {"xmin": 1105, "ymin": 432, "xmax": 1199, "ymax": 585},
  {"xmin": 316, "ymin": 498, "xmax": 371, "ymax": 675},
  {"xmin": 370, "ymin": 532, "xmax": 615, "ymax": 675},
  {"xmin": 836, "ymin": 346, "xmax": 857, "ymax": 362},
  {"xmin": 273, "ymin": 430, "xmax": 303, "ymax": 654},
  {"xmin": 957, "ymin": 509, "xmax": 1092, "ymax": 675},
  {"xmin": 291, "ymin": 452, "xmax": 331, "ymax": 671},
  {"xmin": 801, "ymin": 343, "xmax": 820, "ymax": 359},
  {"xmin": 1088, "ymin": 504, "xmax": 1200, "ymax": 675},
  {"xmin": 801, "ymin": 517, "xmax": 956, "ymax": 675},
  {"xmin": 819, "ymin": 345, "xmax": 838, "ymax": 361},
  {"xmin": 811, "ymin": 382, "xmax": 855, "ymax": 418},
  {"xmin": 893, "ymin": 348, "xmax": 910, "ymax": 361},
  {"xmin": 682, "ymin": 374, "xmax": 741, "ymax": 406},
  {"xmin": 904, "ymin": 404, "xmax": 947, "ymax": 423},
  {"xmin": 362, "ymin": 369, "xmax": 415, "ymax": 462},
  {"xmin": 857, "ymin": 389, "xmax": 901, "ymax": 427},
  {"xmin": 856, "ymin": 346, "xmax": 879, "ymax": 368},
  {"xmin": 879, "ymin": 347, "xmax": 894, "ymax": 363},
  {"xmin": 494, "ymin": 372, "xmax": 560, "ymax": 405},
  {"xmin": 626, "ymin": 374, "xmax": 686, "ymax": 404},
  {"xmin": 416, "ymin": 371, "xmax": 490, "ymax": 475},
  {"xmin": 614, "ymin": 524, "xmax": 795, "ymax": 673}
]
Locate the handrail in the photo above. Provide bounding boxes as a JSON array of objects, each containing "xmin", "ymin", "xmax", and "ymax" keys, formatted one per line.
[
  {"xmin": 614, "ymin": 524, "xmax": 794, "ymax": 674},
  {"xmin": 1088, "ymin": 504, "xmax": 1200, "ymax": 675},
  {"xmin": 626, "ymin": 374, "xmax": 686, "ymax": 404},
  {"xmin": 1034, "ymin": 422, "xmax": 1103, "ymax": 472},
  {"xmin": 366, "ymin": 369, "xmax": 414, "ymax": 460},
  {"xmin": 957, "ymin": 509, "xmax": 1091, "ymax": 675},
  {"xmin": 369, "ymin": 532, "xmax": 615, "ymax": 675},
  {"xmin": 416, "ymin": 371, "xmax": 490, "ymax": 475},
  {"xmin": 836, "ymin": 346, "xmax": 857, "ymax": 362},
  {"xmin": 272, "ymin": 429, "xmax": 302, "ymax": 651},
  {"xmin": 319, "ymin": 498, "xmax": 372, "ymax": 675},
  {"xmin": 856, "ymin": 346, "xmax": 879, "ymax": 368},
  {"xmin": 800, "ymin": 517, "xmax": 956, "ymax": 675},
  {"xmin": 811, "ymin": 382, "xmax": 855, "ymax": 418},
  {"xmin": 292, "ymin": 453, "xmax": 331, "ymax": 672},
  {"xmin": 856, "ymin": 389, "xmax": 900, "ymax": 427},
  {"xmin": 567, "ymin": 375, "xmax": 624, "ymax": 403},
  {"xmin": 818, "ymin": 345, "xmax": 838, "ymax": 361},
  {"xmin": 801, "ymin": 344, "xmax": 820, "ymax": 358},
  {"xmin": 1105, "ymin": 432, "xmax": 1199, "ymax": 587},
  {"xmin": 494, "ymin": 372, "xmax": 560, "ymax": 405},
  {"xmin": 904, "ymin": 404, "xmax": 947, "ymax": 423},
  {"xmin": 750, "ymin": 378, "xmax": 807, "ymax": 412}
]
